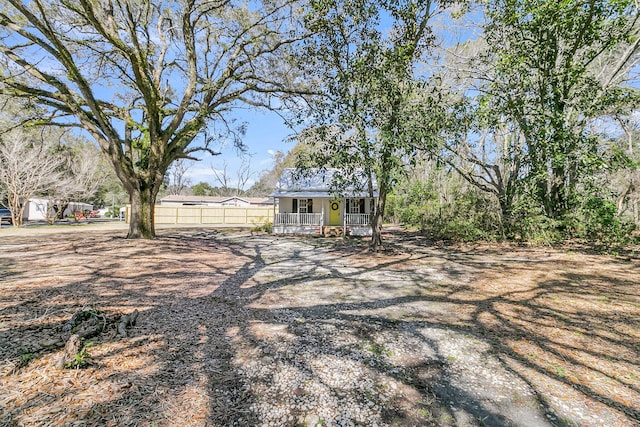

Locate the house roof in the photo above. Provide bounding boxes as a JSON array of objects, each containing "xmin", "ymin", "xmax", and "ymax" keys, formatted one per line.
[
  {"xmin": 271, "ymin": 168, "xmax": 378, "ymax": 198},
  {"xmin": 160, "ymin": 195, "xmax": 273, "ymax": 205}
]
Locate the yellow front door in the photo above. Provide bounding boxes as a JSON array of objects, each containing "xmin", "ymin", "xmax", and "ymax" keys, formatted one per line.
[{"xmin": 329, "ymin": 200, "xmax": 341, "ymax": 225}]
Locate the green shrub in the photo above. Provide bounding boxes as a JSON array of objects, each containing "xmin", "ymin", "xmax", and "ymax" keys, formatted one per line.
[
  {"xmin": 18, "ymin": 353, "xmax": 34, "ymax": 368},
  {"xmin": 573, "ymin": 196, "xmax": 635, "ymax": 248},
  {"xmin": 106, "ymin": 206, "xmax": 120, "ymax": 218},
  {"xmin": 66, "ymin": 341, "xmax": 94, "ymax": 369},
  {"xmin": 388, "ymin": 180, "xmax": 501, "ymax": 241},
  {"xmin": 387, "ymin": 169, "xmax": 636, "ymax": 248},
  {"xmin": 252, "ymin": 221, "xmax": 272, "ymax": 233}
]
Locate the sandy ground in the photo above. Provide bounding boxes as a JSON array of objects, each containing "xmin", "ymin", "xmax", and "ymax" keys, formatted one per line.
[{"xmin": 0, "ymin": 223, "xmax": 639, "ymax": 426}]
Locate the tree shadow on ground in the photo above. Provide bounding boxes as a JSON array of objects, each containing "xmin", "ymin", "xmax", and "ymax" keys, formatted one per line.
[{"xmin": 0, "ymin": 228, "xmax": 638, "ymax": 426}]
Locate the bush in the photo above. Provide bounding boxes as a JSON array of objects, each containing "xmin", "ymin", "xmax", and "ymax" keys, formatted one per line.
[
  {"xmin": 508, "ymin": 196, "xmax": 565, "ymax": 245},
  {"xmin": 573, "ymin": 197, "xmax": 635, "ymax": 248},
  {"xmin": 252, "ymin": 221, "xmax": 272, "ymax": 233},
  {"xmin": 387, "ymin": 170, "xmax": 637, "ymax": 247},
  {"xmin": 421, "ymin": 192, "xmax": 500, "ymax": 242},
  {"xmin": 388, "ymin": 181, "xmax": 501, "ymax": 241},
  {"xmin": 105, "ymin": 206, "xmax": 120, "ymax": 218},
  {"xmin": 510, "ymin": 194, "xmax": 635, "ymax": 248},
  {"xmin": 65, "ymin": 341, "xmax": 94, "ymax": 369},
  {"xmin": 517, "ymin": 213, "xmax": 564, "ymax": 245}
]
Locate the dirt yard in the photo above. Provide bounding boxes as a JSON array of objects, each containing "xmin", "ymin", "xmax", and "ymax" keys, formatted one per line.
[{"xmin": 0, "ymin": 224, "xmax": 638, "ymax": 426}]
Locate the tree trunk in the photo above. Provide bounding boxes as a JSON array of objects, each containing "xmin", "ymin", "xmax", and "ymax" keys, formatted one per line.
[
  {"xmin": 127, "ymin": 186, "xmax": 157, "ymax": 239},
  {"xmin": 543, "ymin": 165, "xmax": 570, "ymax": 221},
  {"xmin": 9, "ymin": 193, "xmax": 24, "ymax": 227},
  {"xmin": 617, "ymin": 180, "xmax": 634, "ymax": 217},
  {"xmin": 498, "ymin": 194, "xmax": 514, "ymax": 239},
  {"xmin": 370, "ymin": 183, "xmax": 388, "ymax": 251},
  {"xmin": 46, "ymin": 200, "xmax": 69, "ymax": 225}
]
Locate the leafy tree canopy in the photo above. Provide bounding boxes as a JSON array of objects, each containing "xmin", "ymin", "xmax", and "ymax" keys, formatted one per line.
[{"xmin": 0, "ymin": 0, "xmax": 309, "ymax": 237}]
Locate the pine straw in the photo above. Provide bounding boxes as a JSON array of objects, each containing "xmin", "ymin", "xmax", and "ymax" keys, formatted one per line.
[{"xmin": 0, "ymin": 226, "xmax": 639, "ymax": 426}]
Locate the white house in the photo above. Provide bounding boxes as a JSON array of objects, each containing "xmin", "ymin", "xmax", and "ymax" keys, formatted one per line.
[{"xmin": 271, "ymin": 168, "xmax": 378, "ymax": 236}]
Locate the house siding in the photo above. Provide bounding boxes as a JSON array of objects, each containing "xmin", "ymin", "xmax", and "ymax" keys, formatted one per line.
[
  {"xmin": 279, "ymin": 197, "xmax": 324, "ymax": 215},
  {"xmin": 271, "ymin": 168, "xmax": 377, "ymax": 236},
  {"xmin": 274, "ymin": 197, "xmax": 374, "ymax": 236}
]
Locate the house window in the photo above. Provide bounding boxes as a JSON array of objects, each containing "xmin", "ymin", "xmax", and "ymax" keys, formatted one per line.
[
  {"xmin": 294, "ymin": 198, "xmax": 313, "ymax": 214},
  {"xmin": 348, "ymin": 198, "xmax": 364, "ymax": 214},
  {"xmin": 299, "ymin": 199, "xmax": 308, "ymax": 214}
]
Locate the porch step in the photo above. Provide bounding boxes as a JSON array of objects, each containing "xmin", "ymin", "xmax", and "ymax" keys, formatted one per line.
[{"xmin": 323, "ymin": 226, "xmax": 344, "ymax": 237}]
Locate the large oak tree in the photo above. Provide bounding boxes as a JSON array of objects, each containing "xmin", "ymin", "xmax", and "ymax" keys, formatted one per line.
[{"xmin": 0, "ymin": 0, "xmax": 306, "ymax": 238}]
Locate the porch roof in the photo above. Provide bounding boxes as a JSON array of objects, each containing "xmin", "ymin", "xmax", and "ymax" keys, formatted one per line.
[{"xmin": 271, "ymin": 168, "xmax": 378, "ymax": 198}]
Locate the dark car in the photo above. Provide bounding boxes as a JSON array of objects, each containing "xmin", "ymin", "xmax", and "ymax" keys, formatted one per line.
[{"xmin": 0, "ymin": 208, "xmax": 12, "ymax": 226}]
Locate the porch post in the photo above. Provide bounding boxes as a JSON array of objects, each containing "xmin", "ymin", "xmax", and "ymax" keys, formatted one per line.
[
  {"xmin": 321, "ymin": 203, "xmax": 325, "ymax": 235},
  {"xmin": 343, "ymin": 198, "xmax": 346, "ymax": 237}
]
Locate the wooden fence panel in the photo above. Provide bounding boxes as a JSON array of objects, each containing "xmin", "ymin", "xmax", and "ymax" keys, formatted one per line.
[{"xmin": 152, "ymin": 205, "xmax": 274, "ymax": 226}]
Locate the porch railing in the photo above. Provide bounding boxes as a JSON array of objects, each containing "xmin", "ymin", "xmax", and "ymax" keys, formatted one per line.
[
  {"xmin": 275, "ymin": 213, "xmax": 322, "ymax": 226},
  {"xmin": 274, "ymin": 213, "xmax": 371, "ymax": 227},
  {"xmin": 345, "ymin": 213, "xmax": 370, "ymax": 226}
]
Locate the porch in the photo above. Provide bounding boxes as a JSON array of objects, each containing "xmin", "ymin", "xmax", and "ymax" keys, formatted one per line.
[
  {"xmin": 270, "ymin": 168, "xmax": 378, "ymax": 237},
  {"xmin": 273, "ymin": 212, "xmax": 372, "ymax": 236},
  {"xmin": 274, "ymin": 212, "xmax": 323, "ymax": 226}
]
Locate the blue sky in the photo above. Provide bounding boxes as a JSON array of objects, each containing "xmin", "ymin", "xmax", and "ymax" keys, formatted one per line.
[
  {"xmin": 175, "ymin": 3, "xmax": 484, "ymax": 191},
  {"xmin": 183, "ymin": 108, "xmax": 294, "ymax": 189},
  {"xmin": 175, "ymin": 4, "xmax": 491, "ymax": 193}
]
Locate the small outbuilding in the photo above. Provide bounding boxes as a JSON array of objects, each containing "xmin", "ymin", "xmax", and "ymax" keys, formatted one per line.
[
  {"xmin": 23, "ymin": 198, "xmax": 93, "ymax": 221},
  {"xmin": 270, "ymin": 168, "xmax": 378, "ymax": 236}
]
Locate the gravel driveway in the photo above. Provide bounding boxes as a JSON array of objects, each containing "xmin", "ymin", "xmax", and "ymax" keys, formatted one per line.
[{"xmin": 1, "ymin": 224, "xmax": 638, "ymax": 426}]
